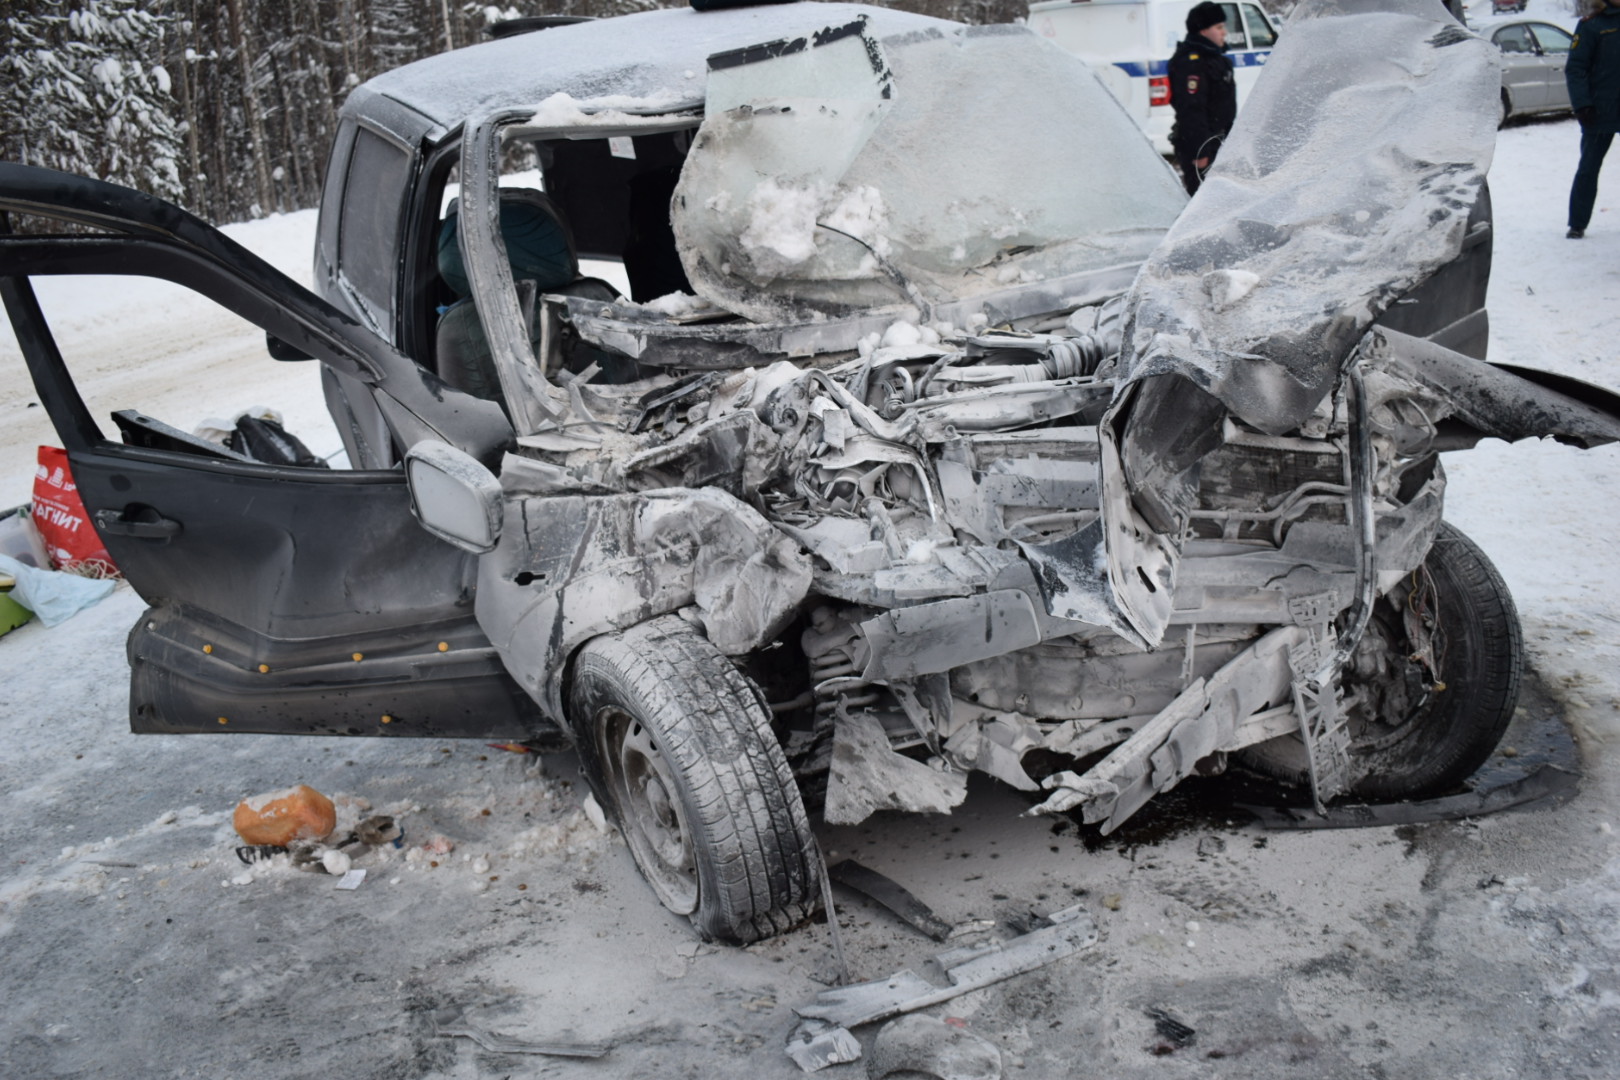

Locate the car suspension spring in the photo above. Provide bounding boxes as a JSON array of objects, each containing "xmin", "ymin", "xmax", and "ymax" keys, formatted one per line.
[{"xmin": 810, "ymin": 651, "xmax": 877, "ymax": 716}]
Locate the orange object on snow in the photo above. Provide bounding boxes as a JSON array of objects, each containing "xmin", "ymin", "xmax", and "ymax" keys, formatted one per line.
[{"xmin": 232, "ymin": 785, "xmax": 336, "ymax": 846}]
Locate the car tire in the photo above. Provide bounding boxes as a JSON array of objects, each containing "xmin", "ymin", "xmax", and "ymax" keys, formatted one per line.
[
  {"xmin": 1238, "ymin": 523, "xmax": 1522, "ymax": 801},
  {"xmin": 1500, "ymin": 88, "xmax": 1513, "ymax": 128},
  {"xmin": 570, "ymin": 615, "xmax": 819, "ymax": 944}
]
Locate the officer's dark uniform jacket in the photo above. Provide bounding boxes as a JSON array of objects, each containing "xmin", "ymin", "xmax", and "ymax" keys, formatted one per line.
[
  {"xmin": 1568, "ymin": 7, "xmax": 1620, "ymax": 134},
  {"xmin": 1168, "ymin": 33, "xmax": 1237, "ymax": 159}
]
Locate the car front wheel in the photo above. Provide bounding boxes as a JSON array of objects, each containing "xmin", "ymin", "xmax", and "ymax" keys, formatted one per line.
[
  {"xmin": 1240, "ymin": 523, "xmax": 1523, "ymax": 800},
  {"xmin": 570, "ymin": 615, "xmax": 819, "ymax": 943}
]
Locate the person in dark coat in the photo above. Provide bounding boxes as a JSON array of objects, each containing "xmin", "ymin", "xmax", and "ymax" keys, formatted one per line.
[
  {"xmin": 1566, "ymin": 0, "xmax": 1620, "ymax": 237},
  {"xmin": 1169, "ymin": 1, "xmax": 1238, "ymax": 195}
]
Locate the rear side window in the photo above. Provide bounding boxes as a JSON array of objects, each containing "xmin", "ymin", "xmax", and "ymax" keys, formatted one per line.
[
  {"xmin": 1493, "ymin": 24, "xmax": 1535, "ymax": 54},
  {"xmin": 1241, "ymin": 4, "xmax": 1276, "ymax": 48},
  {"xmin": 1219, "ymin": 4, "xmax": 1248, "ymax": 48},
  {"xmin": 1530, "ymin": 23, "xmax": 1572, "ymax": 53},
  {"xmin": 338, "ymin": 127, "xmax": 412, "ymax": 322}
]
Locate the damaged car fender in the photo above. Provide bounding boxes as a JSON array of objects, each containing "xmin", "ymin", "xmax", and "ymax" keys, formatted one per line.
[
  {"xmin": 1364, "ymin": 327, "xmax": 1620, "ymax": 450},
  {"xmin": 1099, "ymin": 0, "xmax": 1503, "ymax": 647},
  {"xmin": 1116, "ymin": 0, "xmax": 1501, "ymax": 437},
  {"xmin": 473, "ymin": 462, "xmax": 813, "ymax": 721}
]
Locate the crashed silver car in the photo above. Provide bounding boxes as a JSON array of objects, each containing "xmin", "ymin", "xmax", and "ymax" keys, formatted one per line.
[{"xmin": 7, "ymin": 0, "xmax": 1620, "ymax": 945}]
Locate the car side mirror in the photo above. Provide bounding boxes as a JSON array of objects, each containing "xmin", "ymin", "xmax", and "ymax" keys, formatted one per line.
[
  {"xmin": 266, "ymin": 331, "xmax": 314, "ymax": 362},
  {"xmin": 404, "ymin": 441, "xmax": 504, "ymax": 554}
]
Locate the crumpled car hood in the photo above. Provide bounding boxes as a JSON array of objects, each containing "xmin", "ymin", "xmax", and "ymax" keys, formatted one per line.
[
  {"xmin": 670, "ymin": 19, "xmax": 1185, "ymax": 324},
  {"xmin": 1117, "ymin": 0, "xmax": 1501, "ymax": 436}
]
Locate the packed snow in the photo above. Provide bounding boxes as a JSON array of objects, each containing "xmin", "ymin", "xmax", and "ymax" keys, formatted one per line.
[{"xmin": 527, "ymin": 89, "xmax": 700, "ymax": 128}]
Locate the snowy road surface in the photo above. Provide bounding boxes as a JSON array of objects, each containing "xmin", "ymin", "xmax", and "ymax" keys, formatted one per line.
[{"xmin": 2, "ymin": 118, "xmax": 1619, "ymax": 1079}]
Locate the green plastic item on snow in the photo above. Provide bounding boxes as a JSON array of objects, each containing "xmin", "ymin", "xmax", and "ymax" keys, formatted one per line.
[{"xmin": 0, "ymin": 589, "xmax": 33, "ymax": 637}]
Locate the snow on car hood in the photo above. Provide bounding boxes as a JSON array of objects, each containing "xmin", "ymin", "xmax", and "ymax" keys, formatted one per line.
[
  {"xmin": 1117, "ymin": 0, "xmax": 1501, "ymax": 436},
  {"xmin": 671, "ymin": 20, "xmax": 1186, "ymax": 324}
]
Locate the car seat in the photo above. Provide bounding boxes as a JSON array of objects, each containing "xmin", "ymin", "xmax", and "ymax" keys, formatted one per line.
[{"xmin": 434, "ymin": 189, "xmax": 624, "ymax": 401}]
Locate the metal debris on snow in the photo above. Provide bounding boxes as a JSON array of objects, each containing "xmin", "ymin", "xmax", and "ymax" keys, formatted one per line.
[
  {"xmin": 1146, "ymin": 1005, "xmax": 1196, "ymax": 1050},
  {"xmin": 827, "ymin": 858, "xmax": 954, "ymax": 942},
  {"xmin": 785, "ymin": 1019, "xmax": 863, "ymax": 1073},
  {"xmin": 785, "ymin": 904, "xmax": 1098, "ymax": 1071},
  {"xmin": 435, "ymin": 1020, "xmax": 612, "ymax": 1059}
]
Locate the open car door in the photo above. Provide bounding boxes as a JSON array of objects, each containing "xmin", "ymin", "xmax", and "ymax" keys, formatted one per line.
[{"xmin": 0, "ymin": 164, "xmax": 544, "ymax": 741}]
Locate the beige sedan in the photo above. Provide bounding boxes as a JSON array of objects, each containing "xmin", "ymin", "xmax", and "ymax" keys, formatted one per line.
[{"xmin": 1480, "ymin": 17, "xmax": 1575, "ymax": 120}]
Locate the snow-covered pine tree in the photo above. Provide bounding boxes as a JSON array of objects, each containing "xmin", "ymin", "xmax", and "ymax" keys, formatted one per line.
[
  {"xmin": 1, "ymin": 0, "xmax": 1027, "ymax": 228},
  {"xmin": 0, "ymin": 0, "xmax": 183, "ymax": 203}
]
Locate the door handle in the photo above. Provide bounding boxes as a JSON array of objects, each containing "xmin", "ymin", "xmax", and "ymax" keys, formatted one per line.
[{"xmin": 94, "ymin": 507, "xmax": 182, "ymax": 540}]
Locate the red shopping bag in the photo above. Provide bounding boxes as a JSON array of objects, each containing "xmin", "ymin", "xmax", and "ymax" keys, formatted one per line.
[{"xmin": 31, "ymin": 446, "xmax": 114, "ymax": 572}]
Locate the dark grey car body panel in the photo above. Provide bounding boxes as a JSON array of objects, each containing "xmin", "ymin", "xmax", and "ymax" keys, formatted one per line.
[{"xmin": 0, "ymin": 162, "xmax": 549, "ymax": 740}]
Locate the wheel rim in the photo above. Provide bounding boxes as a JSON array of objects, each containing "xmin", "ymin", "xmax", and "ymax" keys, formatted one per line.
[{"xmin": 599, "ymin": 707, "xmax": 699, "ymax": 914}]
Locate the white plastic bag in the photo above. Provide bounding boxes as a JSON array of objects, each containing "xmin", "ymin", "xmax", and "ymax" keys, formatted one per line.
[{"xmin": 0, "ymin": 553, "xmax": 115, "ymax": 628}]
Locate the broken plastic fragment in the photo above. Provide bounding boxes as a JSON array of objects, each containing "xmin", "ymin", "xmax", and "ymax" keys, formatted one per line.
[
  {"xmin": 352, "ymin": 814, "xmax": 403, "ymax": 848},
  {"xmin": 827, "ymin": 859, "xmax": 953, "ymax": 941},
  {"xmin": 823, "ymin": 710, "xmax": 966, "ymax": 826},
  {"xmin": 784, "ymin": 1019, "xmax": 862, "ymax": 1073},
  {"xmin": 235, "ymin": 844, "xmax": 286, "ymax": 865},
  {"xmin": 1146, "ymin": 1005, "xmax": 1196, "ymax": 1049},
  {"xmin": 1028, "ymin": 771, "xmax": 1119, "ymax": 817},
  {"xmin": 789, "ymin": 904, "xmax": 1098, "ymax": 1043}
]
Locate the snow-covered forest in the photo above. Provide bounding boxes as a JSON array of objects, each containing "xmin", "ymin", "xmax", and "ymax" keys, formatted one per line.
[{"xmin": 0, "ymin": 0, "xmax": 1026, "ymax": 225}]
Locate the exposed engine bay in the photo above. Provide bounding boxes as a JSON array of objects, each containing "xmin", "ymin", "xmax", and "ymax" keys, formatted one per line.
[
  {"xmin": 370, "ymin": 0, "xmax": 1620, "ymax": 943},
  {"xmin": 417, "ymin": 1, "xmax": 1619, "ymax": 838}
]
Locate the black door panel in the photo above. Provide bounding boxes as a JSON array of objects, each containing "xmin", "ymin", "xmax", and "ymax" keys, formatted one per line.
[
  {"xmin": 70, "ymin": 446, "xmax": 468, "ymax": 637},
  {"xmin": 0, "ymin": 165, "xmax": 543, "ymax": 741},
  {"xmin": 66, "ymin": 440, "xmax": 545, "ymax": 738}
]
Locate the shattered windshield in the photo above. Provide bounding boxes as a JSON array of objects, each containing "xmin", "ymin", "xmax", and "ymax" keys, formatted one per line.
[{"xmin": 671, "ymin": 21, "xmax": 1187, "ymax": 323}]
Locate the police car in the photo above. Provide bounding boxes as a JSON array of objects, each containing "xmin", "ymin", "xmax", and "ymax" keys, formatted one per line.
[{"xmin": 1029, "ymin": 0, "xmax": 1280, "ymax": 153}]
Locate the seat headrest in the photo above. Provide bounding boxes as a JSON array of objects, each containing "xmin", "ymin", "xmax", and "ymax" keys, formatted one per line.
[{"xmin": 437, "ymin": 189, "xmax": 577, "ymax": 297}]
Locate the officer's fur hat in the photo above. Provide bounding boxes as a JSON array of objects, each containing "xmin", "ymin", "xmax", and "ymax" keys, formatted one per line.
[{"xmin": 1186, "ymin": 1, "xmax": 1226, "ymax": 33}]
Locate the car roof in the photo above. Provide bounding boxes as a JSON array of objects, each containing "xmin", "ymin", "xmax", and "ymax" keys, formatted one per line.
[
  {"xmin": 1470, "ymin": 15, "xmax": 1572, "ymax": 31},
  {"xmin": 362, "ymin": 2, "xmax": 959, "ymax": 130}
]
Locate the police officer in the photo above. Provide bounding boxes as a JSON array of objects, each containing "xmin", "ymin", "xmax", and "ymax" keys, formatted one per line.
[
  {"xmin": 1566, "ymin": 0, "xmax": 1620, "ymax": 237},
  {"xmin": 1169, "ymin": 1, "xmax": 1237, "ymax": 195}
]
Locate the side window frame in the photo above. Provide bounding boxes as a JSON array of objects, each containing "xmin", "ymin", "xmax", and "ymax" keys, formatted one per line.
[
  {"xmin": 1493, "ymin": 25, "xmax": 1536, "ymax": 54},
  {"xmin": 1530, "ymin": 23, "xmax": 1572, "ymax": 53},
  {"xmin": 0, "ymin": 230, "xmax": 378, "ymax": 468},
  {"xmin": 335, "ymin": 122, "xmax": 415, "ymax": 338},
  {"xmin": 1240, "ymin": 4, "xmax": 1277, "ymax": 49},
  {"xmin": 399, "ymin": 136, "xmax": 465, "ymax": 365},
  {"xmin": 1218, "ymin": 3, "xmax": 1249, "ymax": 49},
  {"xmin": 315, "ymin": 118, "xmax": 355, "ymax": 300}
]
